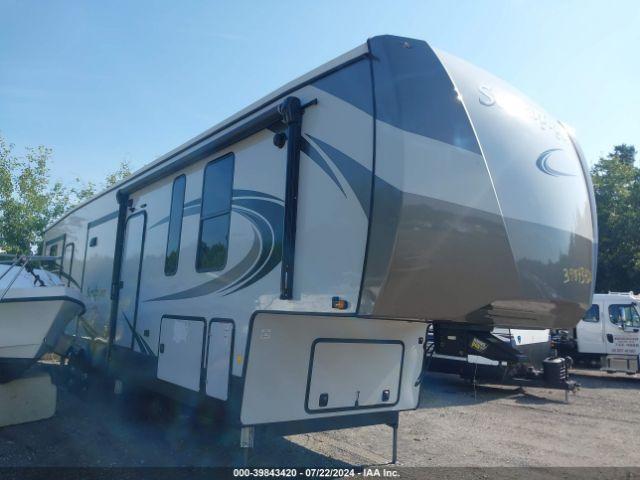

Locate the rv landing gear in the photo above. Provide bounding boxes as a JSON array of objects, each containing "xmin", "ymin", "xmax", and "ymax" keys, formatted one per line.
[
  {"xmin": 238, "ymin": 415, "xmax": 400, "ymax": 466},
  {"xmin": 500, "ymin": 375, "xmax": 580, "ymax": 404},
  {"xmin": 63, "ymin": 349, "xmax": 91, "ymax": 396},
  {"xmin": 520, "ymin": 380, "xmax": 578, "ymax": 404},
  {"xmin": 240, "ymin": 426, "xmax": 255, "ymax": 466},
  {"xmin": 388, "ymin": 420, "xmax": 399, "ymax": 465}
]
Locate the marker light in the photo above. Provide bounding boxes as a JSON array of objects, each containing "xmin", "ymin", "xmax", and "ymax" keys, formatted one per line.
[{"xmin": 332, "ymin": 296, "xmax": 348, "ymax": 310}]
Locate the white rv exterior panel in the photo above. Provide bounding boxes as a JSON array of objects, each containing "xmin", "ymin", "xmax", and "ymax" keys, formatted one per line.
[
  {"xmin": 157, "ymin": 317, "xmax": 205, "ymax": 392},
  {"xmin": 307, "ymin": 341, "xmax": 402, "ymax": 411},
  {"xmin": 240, "ymin": 313, "xmax": 424, "ymax": 426},
  {"xmin": 205, "ymin": 321, "xmax": 233, "ymax": 400}
]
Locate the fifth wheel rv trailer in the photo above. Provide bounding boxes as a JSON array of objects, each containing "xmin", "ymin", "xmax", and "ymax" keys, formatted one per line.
[{"xmin": 43, "ymin": 35, "xmax": 597, "ymax": 458}]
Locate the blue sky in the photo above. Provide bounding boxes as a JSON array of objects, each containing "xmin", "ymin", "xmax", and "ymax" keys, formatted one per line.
[{"xmin": 1, "ymin": 0, "xmax": 639, "ymax": 186}]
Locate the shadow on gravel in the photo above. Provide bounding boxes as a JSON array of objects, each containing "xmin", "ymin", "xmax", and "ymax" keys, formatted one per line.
[
  {"xmin": 419, "ymin": 372, "xmax": 577, "ymax": 408},
  {"xmin": 570, "ymin": 370, "xmax": 640, "ymax": 390},
  {"xmin": 512, "ymin": 392, "xmax": 570, "ymax": 406},
  {"xmin": 0, "ymin": 364, "xmax": 353, "ymax": 468},
  {"xmin": 418, "ymin": 372, "xmax": 525, "ymax": 409}
]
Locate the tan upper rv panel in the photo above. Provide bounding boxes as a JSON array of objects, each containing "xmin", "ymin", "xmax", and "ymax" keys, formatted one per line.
[{"xmin": 357, "ymin": 36, "xmax": 596, "ymax": 329}]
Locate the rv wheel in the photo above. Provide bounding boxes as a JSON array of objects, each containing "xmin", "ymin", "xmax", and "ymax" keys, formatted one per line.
[
  {"xmin": 191, "ymin": 401, "xmax": 226, "ymax": 431},
  {"xmin": 66, "ymin": 349, "xmax": 90, "ymax": 394},
  {"xmin": 119, "ymin": 389, "xmax": 176, "ymax": 424},
  {"xmin": 146, "ymin": 393, "xmax": 176, "ymax": 423}
]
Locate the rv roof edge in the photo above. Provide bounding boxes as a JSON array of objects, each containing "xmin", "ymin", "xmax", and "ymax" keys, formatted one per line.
[{"xmin": 44, "ymin": 44, "xmax": 370, "ymax": 231}]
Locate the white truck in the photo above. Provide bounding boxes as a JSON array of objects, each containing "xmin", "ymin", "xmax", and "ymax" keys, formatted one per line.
[{"xmin": 554, "ymin": 292, "xmax": 640, "ymax": 374}]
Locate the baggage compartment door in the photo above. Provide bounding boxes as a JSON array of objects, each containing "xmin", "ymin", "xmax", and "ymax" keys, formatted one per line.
[
  {"xmin": 305, "ymin": 339, "xmax": 403, "ymax": 413},
  {"xmin": 205, "ymin": 320, "xmax": 234, "ymax": 401},
  {"xmin": 157, "ymin": 316, "xmax": 205, "ymax": 392}
]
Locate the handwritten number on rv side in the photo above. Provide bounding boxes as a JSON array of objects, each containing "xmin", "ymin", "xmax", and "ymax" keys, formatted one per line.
[{"xmin": 563, "ymin": 267, "xmax": 592, "ymax": 285}]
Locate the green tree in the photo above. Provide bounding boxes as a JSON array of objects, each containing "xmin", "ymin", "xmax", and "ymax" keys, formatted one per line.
[
  {"xmin": 0, "ymin": 133, "xmax": 133, "ymax": 254},
  {"xmin": 69, "ymin": 179, "xmax": 97, "ymax": 204},
  {"xmin": 68, "ymin": 160, "xmax": 131, "ymax": 206},
  {"xmin": 611, "ymin": 144, "xmax": 636, "ymax": 166},
  {"xmin": 0, "ymin": 135, "xmax": 69, "ymax": 254},
  {"xmin": 104, "ymin": 159, "xmax": 132, "ymax": 188},
  {"xmin": 591, "ymin": 144, "xmax": 640, "ymax": 292}
]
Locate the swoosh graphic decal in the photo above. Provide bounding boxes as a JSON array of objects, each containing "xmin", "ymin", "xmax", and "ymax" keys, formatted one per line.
[
  {"xmin": 301, "ymin": 137, "xmax": 346, "ymax": 197},
  {"xmin": 144, "ymin": 190, "xmax": 284, "ymax": 301},
  {"xmin": 233, "ymin": 189, "xmax": 283, "ymax": 203},
  {"xmin": 145, "ymin": 226, "xmax": 262, "ymax": 302},
  {"xmin": 149, "ymin": 204, "xmax": 200, "ymax": 230},
  {"xmin": 536, "ymin": 149, "xmax": 575, "ymax": 177},
  {"xmin": 221, "ymin": 201, "xmax": 283, "ymax": 295},
  {"xmin": 149, "ymin": 191, "xmax": 283, "ymax": 230},
  {"xmin": 149, "ymin": 216, "xmax": 169, "ymax": 229},
  {"xmin": 141, "ymin": 134, "xmax": 370, "ymax": 300},
  {"xmin": 307, "ymin": 134, "xmax": 371, "ymax": 216},
  {"xmin": 122, "ymin": 312, "xmax": 154, "ymax": 356},
  {"xmin": 217, "ymin": 207, "xmax": 273, "ymax": 295}
]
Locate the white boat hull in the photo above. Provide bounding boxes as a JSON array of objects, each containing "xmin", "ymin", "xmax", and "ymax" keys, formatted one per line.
[{"xmin": 0, "ymin": 287, "xmax": 85, "ymax": 382}]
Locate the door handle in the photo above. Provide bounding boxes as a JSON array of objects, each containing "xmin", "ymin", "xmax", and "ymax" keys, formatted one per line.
[
  {"xmin": 606, "ymin": 334, "xmax": 614, "ymax": 343},
  {"xmin": 159, "ymin": 343, "xmax": 165, "ymax": 353}
]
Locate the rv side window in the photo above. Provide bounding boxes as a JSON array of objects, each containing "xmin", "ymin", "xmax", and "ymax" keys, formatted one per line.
[
  {"xmin": 165, "ymin": 175, "xmax": 186, "ymax": 276},
  {"xmin": 62, "ymin": 242, "xmax": 75, "ymax": 286},
  {"xmin": 582, "ymin": 304, "xmax": 599, "ymax": 322},
  {"xmin": 196, "ymin": 154, "xmax": 234, "ymax": 272},
  {"xmin": 609, "ymin": 304, "xmax": 640, "ymax": 328},
  {"xmin": 47, "ymin": 244, "xmax": 59, "ymax": 272}
]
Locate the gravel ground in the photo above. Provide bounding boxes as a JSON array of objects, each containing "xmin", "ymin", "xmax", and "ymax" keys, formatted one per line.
[{"xmin": 1, "ymin": 365, "xmax": 639, "ymax": 470}]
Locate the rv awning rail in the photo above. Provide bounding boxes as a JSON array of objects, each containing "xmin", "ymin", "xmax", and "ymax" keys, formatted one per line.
[{"xmin": 117, "ymin": 97, "xmax": 317, "ymax": 196}]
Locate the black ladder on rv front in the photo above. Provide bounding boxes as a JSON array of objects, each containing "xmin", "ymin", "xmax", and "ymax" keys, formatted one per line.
[
  {"xmin": 278, "ymin": 97, "xmax": 302, "ymax": 300},
  {"xmin": 276, "ymin": 96, "xmax": 317, "ymax": 299}
]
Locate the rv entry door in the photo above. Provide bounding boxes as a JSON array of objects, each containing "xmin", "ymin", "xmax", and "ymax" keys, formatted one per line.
[{"xmin": 114, "ymin": 211, "xmax": 146, "ymax": 349}]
